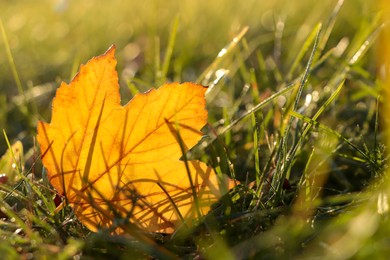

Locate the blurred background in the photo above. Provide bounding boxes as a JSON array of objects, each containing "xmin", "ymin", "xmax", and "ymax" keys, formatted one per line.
[
  {"xmin": 0, "ymin": 0, "xmax": 376, "ymax": 86},
  {"xmin": 0, "ymin": 0, "xmax": 377, "ymax": 153}
]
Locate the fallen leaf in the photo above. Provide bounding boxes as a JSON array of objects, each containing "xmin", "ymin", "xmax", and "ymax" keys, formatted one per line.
[{"xmin": 37, "ymin": 45, "xmax": 233, "ymax": 233}]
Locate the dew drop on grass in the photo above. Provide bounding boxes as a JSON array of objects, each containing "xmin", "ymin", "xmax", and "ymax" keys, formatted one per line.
[
  {"xmin": 277, "ymin": 95, "xmax": 286, "ymax": 107},
  {"xmin": 377, "ymin": 192, "xmax": 389, "ymax": 215},
  {"xmin": 217, "ymin": 48, "xmax": 227, "ymax": 57},
  {"xmin": 312, "ymin": 90, "xmax": 320, "ymax": 102},
  {"xmin": 304, "ymin": 93, "xmax": 312, "ymax": 107}
]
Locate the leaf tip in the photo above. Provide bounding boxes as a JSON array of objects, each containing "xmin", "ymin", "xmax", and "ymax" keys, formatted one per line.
[
  {"xmin": 97, "ymin": 44, "xmax": 116, "ymax": 61},
  {"xmin": 95, "ymin": 45, "xmax": 116, "ymax": 61},
  {"xmin": 106, "ymin": 44, "xmax": 116, "ymax": 54}
]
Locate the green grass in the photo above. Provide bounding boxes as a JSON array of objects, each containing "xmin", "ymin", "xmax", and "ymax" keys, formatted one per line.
[{"xmin": 0, "ymin": 0, "xmax": 388, "ymax": 258}]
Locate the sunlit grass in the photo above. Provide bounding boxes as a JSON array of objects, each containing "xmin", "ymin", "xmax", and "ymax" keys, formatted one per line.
[{"xmin": 0, "ymin": 0, "xmax": 388, "ymax": 258}]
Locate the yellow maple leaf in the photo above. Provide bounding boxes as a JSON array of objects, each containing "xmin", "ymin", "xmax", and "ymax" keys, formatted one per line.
[{"xmin": 37, "ymin": 45, "xmax": 233, "ymax": 233}]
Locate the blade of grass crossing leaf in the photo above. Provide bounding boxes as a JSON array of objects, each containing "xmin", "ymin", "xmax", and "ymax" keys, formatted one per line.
[
  {"xmin": 76, "ymin": 188, "xmax": 179, "ymax": 260},
  {"xmin": 58, "ymin": 132, "xmax": 77, "ymax": 206},
  {"xmin": 156, "ymin": 182, "xmax": 186, "ymax": 224},
  {"xmin": 83, "ymin": 96, "xmax": 106, "ymax": 183},
  {"xmin": 165, "ymin": 119, "xmax": 202, "ymax": 220}
]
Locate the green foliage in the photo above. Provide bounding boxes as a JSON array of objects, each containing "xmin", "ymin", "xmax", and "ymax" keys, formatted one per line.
[{"xmin": 0, "ymin": 0, "xmax": 387, "ymax": 258}]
